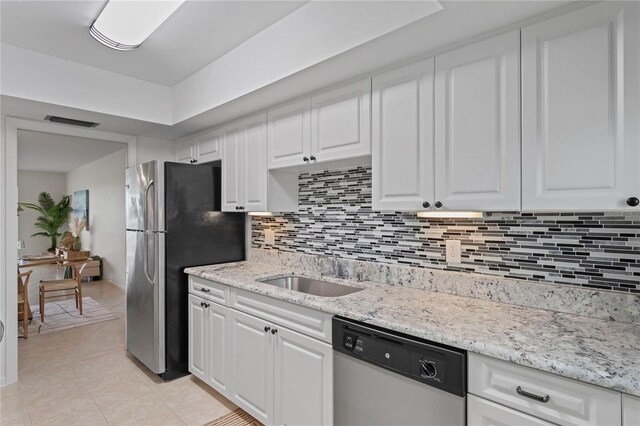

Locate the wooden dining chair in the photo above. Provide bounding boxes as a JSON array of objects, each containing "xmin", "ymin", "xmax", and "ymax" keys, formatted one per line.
[
  {"xmin": 17, "ymin": 269, "xmax": 33, "ymax": 338},
  {"xmin": 39, "ymin": 258, "xmax": 90, "ymax": 322}
]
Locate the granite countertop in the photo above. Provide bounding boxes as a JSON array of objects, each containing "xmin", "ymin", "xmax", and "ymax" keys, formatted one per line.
[{"xmin": 185, "ymin": 260, "xmax": 640, "ymax": 397}]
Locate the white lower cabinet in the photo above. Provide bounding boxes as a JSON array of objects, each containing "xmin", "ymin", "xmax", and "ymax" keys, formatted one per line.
[
  {"xmin": 468, "ymin": 394, "xmax": 554, "ymax": 426},
  {"xmin": 273, "ymin": 326, "xmax": 333, "ymax": 426},
  {"xmin": 623, "ymin": 395, "xmax": 640, "ymax": 426},
  {"xmin": 229, "ymin": 308, "xmax": 333, "ymax": 426},
  {"xmin": 188, "ymin": 294, "xmax": 230, "ymax": 395},
  {"xmin": 189, "ymin": 277, "xmax": 333, "ymax": 426},
  {"xmin": 229, "ymin": 308, "xmax": 274, "ymax": 424},
  {"xmin": 468, "ymin": 353, "xmax": 621, "ymax": 426}
]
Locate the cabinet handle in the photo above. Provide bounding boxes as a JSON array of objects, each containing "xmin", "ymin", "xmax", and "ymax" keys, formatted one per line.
[
  {"xmin": 303, "ymin": 156, "xmax": 309, "ymax": 162},
  {"xmin": 422, "ymin": 201, "xmax": 430, "ymax": 208},
  {"xmin": 309, "ymin": 155, "xmax": 316, "ymax": 161},
  {"xmin": 235, "ymin": 206, "xmax": 239, "ymax": 210},
  {"xmin": 200, "ymin": 302, "xmax": 209, "ymax": 308},
  {"xmin": 200, "ymin": 288, "xmax": 210, "ymax": 293},
  {"xmin": 264, "ymin": 326, "xmax": 271, "ymax": 332},
  {"xmin": 239, "ymin": 206, "xmax": 245, "ymax": 211},
  {"xmin": 193, "ymin": 159, "xmax": 198, "ymax": 164},
  {"xmin": 271, "ymin": 328, "xmax": 278, "ymax": 334},
  {"xmin": 434, "ymin": 201, "xmax": 443, "ymax": 208},
  {"xmin": 627, "ymin": 197, "xmax": 639, "ymax": 207},
  {"xmin": 516, "ymin": 386, "xmax": 550, "ymax": 403}
]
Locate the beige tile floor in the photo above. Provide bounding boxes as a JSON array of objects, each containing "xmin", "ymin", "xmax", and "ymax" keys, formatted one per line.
[{"xmin": 2, "ymin": 265, "xmax": 237, "ymax": 426}]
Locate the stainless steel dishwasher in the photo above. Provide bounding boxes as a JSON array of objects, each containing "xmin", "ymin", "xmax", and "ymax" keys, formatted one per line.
[{"xmin": 333, "ymin": 316, "xmax": 466, "ymax": 426}]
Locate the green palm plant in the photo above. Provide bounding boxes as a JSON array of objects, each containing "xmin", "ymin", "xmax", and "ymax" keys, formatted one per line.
[{"xmin": 19, "ymin": 192, "xmax": 72, "ymax": 252}]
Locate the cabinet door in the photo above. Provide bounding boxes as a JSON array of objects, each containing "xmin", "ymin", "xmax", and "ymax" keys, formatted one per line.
[
  {"xmin": 273, "ymin": 326, "xmax": 333, "ymax": 426},
  {"xmin": 522, "ymin": 2, "xmax": 640, "ymax": 211},
  {"xmin": 242, "ymin": 115, "xmax": 268, "ymax": 212},
  {"xmin": 229, "ymin": 309, "xmax": 273, "ymax": 425},
  {"xmin": 206, "ymin": 302, "xmax": 230, "ymax": 394},
  {"xmin": 310, "ymin": 79, "xmax": 371, "ymax": 163},
  {"xmin": 468, "ymin": 395, "xmax": 555, "ymax": 426},
  {"xmin": 372, "ymin": 58, "xmax": 435, "ymax": 211},
  {"xmin": 176, "ymin": 139, "xmax": 195, "ymax": 163},
  {"xmin": 222, "ymin": 126, "xmax": 244, "ymax": 212},
  {"xmin": 623, "ymin": 394, "xmax": 640, "ymax": 426},
  {"xmin": 187, "ymin": 294, "xmax": 207, "ymax": 381},
  {"xmin": 435, "ymin": 31, "xmax": 520, "ymax": 211},
  {"xmin": 196, "ymin": 129, "xmax": 222, "ymax": 163},
  {"xmin": 267, "ymin": 99, "xmax": 311, "ymax": 169}
]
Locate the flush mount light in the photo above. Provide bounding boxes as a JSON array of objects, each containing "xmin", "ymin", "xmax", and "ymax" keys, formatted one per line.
[
  {"xmin": 248, "ymin": 212, "xmax": 274, "ymax": 217},
  {"xmin": 417, "ymin": 211, "xmax": 485, "ymax": 219},
  {"xmin": 90, "ymin": 0, "xmax": 185, "ymax": 51}
]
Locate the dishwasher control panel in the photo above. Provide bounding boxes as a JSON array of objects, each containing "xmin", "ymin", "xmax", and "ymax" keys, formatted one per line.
[{"xmin": 333, "ymin": 316, "xmax": 466, "ymax": 397}]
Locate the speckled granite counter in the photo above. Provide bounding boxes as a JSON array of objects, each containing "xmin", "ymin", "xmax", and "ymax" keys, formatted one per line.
[{"xmin": 185, "ymin": 260, "xmax": 640, "ymax": 397}]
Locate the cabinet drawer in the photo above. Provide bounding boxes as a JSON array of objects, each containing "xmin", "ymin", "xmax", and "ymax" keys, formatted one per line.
[
  {"xmin": 468, "ymin": 394, "xmax": 554, "ymax": 426},
  {"xmin": 230, "ymin": 287, "xmax": 332, "ymax": 343},
  {"xmin": 468, "ymin": 353, "xmax": 621, "ymax": 425},
  {"xmin": 189, "ymin": 275, "xmax": 228, "ymax": 306}
]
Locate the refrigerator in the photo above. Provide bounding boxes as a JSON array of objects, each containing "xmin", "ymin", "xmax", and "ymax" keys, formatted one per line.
[{"xmin": 126, "ymin": 160, "xmax": 245, "ymax": 380}]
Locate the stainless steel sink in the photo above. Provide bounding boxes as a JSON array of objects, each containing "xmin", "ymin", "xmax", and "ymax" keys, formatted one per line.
[{"xmin": 260, "ymin": 276, "xmax": 363, "ymax": 297}]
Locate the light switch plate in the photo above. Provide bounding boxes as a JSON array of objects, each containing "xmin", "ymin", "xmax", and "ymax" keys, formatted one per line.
[
  {"xmin": 446, "ymin": 240, "xmax": 461, "ymax": 264},
  {"xmin": 264, "ymin": 229, "xmax": 275, "ymax": 245}
]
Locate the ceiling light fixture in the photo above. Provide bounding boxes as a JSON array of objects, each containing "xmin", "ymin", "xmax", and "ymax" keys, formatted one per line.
[
  {"xmin": 89, "ymin": 0, "xmax": 185, "ymax": 51},
  {"xmin": 417, "ymin": 211, "xmax": 485, "ymax": 219}
]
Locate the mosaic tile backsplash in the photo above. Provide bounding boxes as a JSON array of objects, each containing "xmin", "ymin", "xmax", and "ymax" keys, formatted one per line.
[{"xmin": 251, "ymin": 166, "xmax": 640, "ymax": 294}]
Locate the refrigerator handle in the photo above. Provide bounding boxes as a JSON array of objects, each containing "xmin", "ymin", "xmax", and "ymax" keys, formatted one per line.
[
  {"xmin": 143, "ymin": 179, "xmax": 154, "ymax": 232},
  {"xmin": 144, "ymin": 232, "xmax": 156, "ymax": 285},
  {"xmin": 142, "ymin": 179, "xmax": 155, "ymax": 285}
]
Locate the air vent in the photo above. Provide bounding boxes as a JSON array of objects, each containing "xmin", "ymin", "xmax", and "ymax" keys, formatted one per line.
[{"xmin": 44, "ymin": 115, "xmax": 100, "ymax": 128}]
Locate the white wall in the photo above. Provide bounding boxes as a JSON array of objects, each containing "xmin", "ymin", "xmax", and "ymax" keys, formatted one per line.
[
  {"xmin": 17, "ymin": 171, "xmax": 67, "ymax": 255},
  {"xmin": 137, "ymin": 136, "xmax": 177, "ymax": 164},
  {"xmin": 172, "ymin": 1, "xmax": 442, "ymax": 122},
  {"xmin": 0, "ymin": 44, "xmax": 172, "ymax": 125},
  {"xmin": 66, "ymin": 149, "xmax": 127, "ymax": 287}
]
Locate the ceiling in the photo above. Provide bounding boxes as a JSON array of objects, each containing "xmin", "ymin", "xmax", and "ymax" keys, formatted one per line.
[
  {"xmin": 17, "ymin": 130, "xmax": 126, "ymax": 173},
  {"xmin": 0, "ymin": 0, "xmax": 306, "ymax": 86}
]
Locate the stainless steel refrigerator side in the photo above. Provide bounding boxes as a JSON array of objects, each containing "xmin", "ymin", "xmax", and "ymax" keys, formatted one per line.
[
  {"xmin": 125, "ymin": 166, "xmax": 142, "ymax": 231},
  {"xmin": 126, "ymin": 160, "xmax": 166, "ymax": 375}
]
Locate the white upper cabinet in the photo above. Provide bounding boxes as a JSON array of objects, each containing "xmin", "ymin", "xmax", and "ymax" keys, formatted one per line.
[
  {"xmin": 268, "ymin": 79, "xmax": 372, "ymax": 170},
  {"xmin": 310, "ymin": 79, "xmax": 371, "ymax": 163},
  {"xmin": 223, "ymin": 114, "xmax": 297, "ymax": 213},
  {"xmin": 196, "ymin": 129, "xmax": 222, "ymax": 164},
  {"xmin": 372, "ymin": 58, "xmax": 435, "ymax": 211},
  {"xmin": 435, "ymin": 31, "xmax": 521, "ymax": 211},
  {"xmin": 176, "ymin": 130, "xmax": 222, "ymax": 164},
  {"xmin": 175, "ymin": 139, "xmax": 196, "ymax": 164},
  {"xmin": 521, "ymin": 1, "xmax": 640, "ymax": 211},
  {"xmin": 242, "ymin": 115, "xmax": 269, "ymax": 212},
  {"xmin": 267, "ymin": 99, "xmax": 311, "ymax": 169},
  {"xmin": 222, "ymin": 125, "xmax": 243, "ymax": 212}
]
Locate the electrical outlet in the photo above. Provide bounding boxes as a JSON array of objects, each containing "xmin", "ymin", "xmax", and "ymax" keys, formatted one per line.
[
  {"xmin": 446, "ymin": 240, "xmax": 461, "ymax": 264},
  {"xmin": 264, "ymin": 229, "xmax": 275, "ymax": 245}
]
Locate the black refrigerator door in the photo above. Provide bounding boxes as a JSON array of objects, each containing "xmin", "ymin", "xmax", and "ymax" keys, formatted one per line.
[{"xmin": 164, "ymin": 162, "xmax": 246, "ymax": 380}]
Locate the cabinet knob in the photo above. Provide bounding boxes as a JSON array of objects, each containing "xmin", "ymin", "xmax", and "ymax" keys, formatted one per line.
[
  {"xmin": 627, "ymin": 197, "xmax": 639, "ymax": 207},
  {"xmin": 271, "ymin": 328, "xmax": 278, "ymax": 334},
  {"xmin": 422, "ymin": 201, "xmax": 430, "ymax": 208},
  {"xmin": 303, "ymin": 156, "xmax": 309, "ymax": 162},
  {"xmin": 434, "ymin": 201, "xmax": 443, "ymax": 208},
  {"xmin": 235, "ymin": 206, "xmax": 239, "ymax": 210},
  {"xmin": 193, "ymin": 159, "xmax": 198, "ymax": 164},
  {"xmin": 200, "ymin": 302, "xmax": 209, "ymax": 308},
  {"xmin": 239, "ymin": 206, "xmax": 245, "ymax": 211},
  {"xmin": 264, "ymin": 326, "xmax": 271, "ymax": 332},
  {"xmin": 309, "ymin": 155, "xmax": 316, "ymax": 161}
]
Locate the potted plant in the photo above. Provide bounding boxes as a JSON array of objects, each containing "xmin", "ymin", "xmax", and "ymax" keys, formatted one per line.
[{"xmin": 18, "ymin": 192, "xmax": 72, "ymax": 252}]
